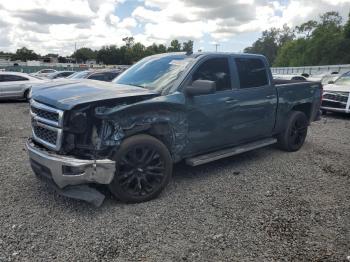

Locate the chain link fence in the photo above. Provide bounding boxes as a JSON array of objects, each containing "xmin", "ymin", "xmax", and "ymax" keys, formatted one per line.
[{"xmin": 271, "ymin": 64, "xmax": 350, "ymax": 75}]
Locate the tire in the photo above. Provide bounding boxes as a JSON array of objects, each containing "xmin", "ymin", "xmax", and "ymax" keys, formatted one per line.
[
  {"xmin": 277, "ymin": 111, "xmax": 308, "ymax": 152},
  {"xmin": 108, "ymin": 134, "xmax": 173, "ymax": 203},
  {"xmin": 321, "ymin": 109, "xmax": 327, "ymax": 115},
  {"xmin": 23, "ymin": 89, "xmax": 30, "ymax": 101}
]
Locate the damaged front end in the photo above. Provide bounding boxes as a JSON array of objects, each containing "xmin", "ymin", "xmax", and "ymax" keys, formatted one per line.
[{"xmin": 94, "ymin": 104, "xmax": 189, "ymax": 162}]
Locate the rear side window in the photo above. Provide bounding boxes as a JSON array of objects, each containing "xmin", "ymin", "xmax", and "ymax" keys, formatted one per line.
[
  {"xmin": 235, "ymin": 58, "xmax": 268, "ymax": 88},
  {"xmin": 107, "ymin": 72, "xmax": 119, "ymax": 81},
  {"xmin": 88, "ymin": 73, "xmax": 109, "ymax": 81},
  {"xmin": 0, "ymin": 75, "xmax": 29, "ymax": 82},
  {"xmin": 59, "ymin": 72, "xmax": 73, "ymax": 77},
  {"xmin": 192, "ymin": 58, "xmax": 231, "ymax": 91}
]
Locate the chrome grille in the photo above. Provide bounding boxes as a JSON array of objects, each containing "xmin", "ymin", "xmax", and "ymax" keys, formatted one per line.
[
  {"xmin": 32, "ymin": 125, "xmax": 58, "ymax": 145},
  {"xmin": 31, "ymin": 106, "xmax": 59, "ymax": 122},
  {"xmin": 30, "ymin": 100, "xmax": 64, "ymax": 151},
  {"xmin": 323, "ymin": 92, "xmax": 349, "ymax": 103}
]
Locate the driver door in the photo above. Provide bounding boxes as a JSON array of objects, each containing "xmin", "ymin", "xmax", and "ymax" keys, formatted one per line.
[{"xmin": 185, "ymin": 56, "xmax": 236, "ymax": 154}]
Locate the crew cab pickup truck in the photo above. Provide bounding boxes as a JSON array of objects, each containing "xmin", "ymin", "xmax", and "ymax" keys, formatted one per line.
[{"xmin": 27, "ymin": 52, "xmax": 322, "ymax": 206}]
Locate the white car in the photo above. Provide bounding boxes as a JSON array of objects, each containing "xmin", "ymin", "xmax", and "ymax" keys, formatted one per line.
[
  {"xmin": 307, "ymin": 72, "xmax": 339, "ymax": 85},
  {"xmin": 273, "ymin": 74, "xmax": 307, "ymax": 81},
  {"xmin": 0, "ymin": 72, "xmax": 45, "ymax": 100},
  {"xmin": 321, "ymin": 71, "xmax": 350, "ymax": 114},
  {"xmin": 30, "ymin": 69, "xmax": 58, "ymax": 78}
]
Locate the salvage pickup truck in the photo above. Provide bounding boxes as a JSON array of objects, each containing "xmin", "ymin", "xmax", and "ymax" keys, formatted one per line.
[{"xmin": 27, "ymin": 52, "xmax": 322, "ymax": 206}]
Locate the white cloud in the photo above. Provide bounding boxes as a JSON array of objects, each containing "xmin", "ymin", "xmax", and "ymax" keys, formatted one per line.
[
  {"xmin": 0, "ymin": 0, "xmax": 350, "ymax": 54},
  {"xmin": 0, "ymin": 0, "xmax": 133, "ymax": 54}
]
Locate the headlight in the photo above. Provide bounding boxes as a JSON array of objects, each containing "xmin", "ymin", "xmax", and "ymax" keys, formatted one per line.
[
  {"xmin": 69, "ymin": 112, "xmax": 87, "ymax": 133},
  {"xmin": 28, "ymin": 88, "xmax": 32, "ymax": 99}
]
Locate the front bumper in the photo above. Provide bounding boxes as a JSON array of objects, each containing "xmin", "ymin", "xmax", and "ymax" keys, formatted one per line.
[
  {"xmin": 26, "ymin": 140, "xmax": 116, "ymax": 205},
  {"xmin": 321, "ymin": 106, "xmax": 350, "ymax": 114}
]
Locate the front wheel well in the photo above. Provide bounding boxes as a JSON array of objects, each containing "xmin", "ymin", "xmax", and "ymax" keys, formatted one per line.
[{"xmin": 123, "ymin": 122, "xmax": 175, "ymax": 160}]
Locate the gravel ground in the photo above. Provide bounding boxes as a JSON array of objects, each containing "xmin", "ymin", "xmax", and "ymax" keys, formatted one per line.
[{"xmin": 0, "ymin": 101, "xmax": 349, "ymax": 261}]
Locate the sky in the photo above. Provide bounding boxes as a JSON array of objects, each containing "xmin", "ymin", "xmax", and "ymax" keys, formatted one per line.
[{"xmin": 0, "ymin": 0, "xmax": 349, "ymax": 55}]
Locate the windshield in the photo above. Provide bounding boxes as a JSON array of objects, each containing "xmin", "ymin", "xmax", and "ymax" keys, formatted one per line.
[
  {"xmin": 113, "ymin": 54, "xmax": 194, "ymax": 93},
  {"xmin": 334, "ymin": 72, "xmax": 350, "ymax": 86},
  {"xmin": 67, "ymin": 71, "xmax": 90, "ymax": 79}
]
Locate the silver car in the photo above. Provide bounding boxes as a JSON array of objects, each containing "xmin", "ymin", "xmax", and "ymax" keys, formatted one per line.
[{"xmin": 0, "ymin": 72, "xmax": 45, "ymax": 100}]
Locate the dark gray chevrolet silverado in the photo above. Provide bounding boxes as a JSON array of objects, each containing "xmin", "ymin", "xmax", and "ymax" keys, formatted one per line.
[{"xmin": 27, "ymin": 52, "xmax": 322, "ymax": 206}]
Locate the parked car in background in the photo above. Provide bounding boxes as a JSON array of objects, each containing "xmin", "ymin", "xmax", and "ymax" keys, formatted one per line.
[
  {"xmin": 31, "ymin": 69, "xmax": 58, "ymax": 78},
  {"xmin": 66, "ymin": 70, "xmax": 91, "ymax": 79},
  {"xmin": 273, "ymin": 74, "xmax": 307, "ymax": 81},
  {"xmin": 307, "ymin": 72, "xmax": 339, "ymax": 84},
  {"xmin": 66, "ymin": 69, "xmax": 122, "ymax": 82},
  {"xmin": 30, "ymin": 69, "xmax": 124, "ymax": 98},
  {"xmin": 321, "ymin": 71, "xmax": 350, "ymax": 114},
  {"xmin": 0, "ymin": 72, "xmax": 45, "ymax": 100},
  {"xmin": 46, "ymin": 71, "xmax": 75, "ymax": 79},
  {"xmin": 27, "ymin": 52, "xmax": 322, "ymax": 206}
]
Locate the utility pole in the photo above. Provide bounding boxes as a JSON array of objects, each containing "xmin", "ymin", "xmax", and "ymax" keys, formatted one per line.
[
  {"xmin": 74, "ymin": 42, "xmax": 77, "ymax": 64},
  {"xmin": 214, "ymin": 43, "xmax": 220, "ymax": 52}
]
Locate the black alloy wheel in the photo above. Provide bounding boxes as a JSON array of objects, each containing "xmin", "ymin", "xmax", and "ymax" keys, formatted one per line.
[
  {"xmin": 289, "ymin": 116, "xmax": 308, "ymax": 148},
  {"xmin": 109, "ymin": 134, "xmax": 172, "ymax": 203},
  {"xmin": 277, "ymin": 111, "xmax": 308, "ymax": 152}
]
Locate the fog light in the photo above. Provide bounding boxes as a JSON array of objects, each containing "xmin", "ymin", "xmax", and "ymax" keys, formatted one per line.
[{"xmin": 62, "ymin": 165, "xmax": 85, "ymax": 176}]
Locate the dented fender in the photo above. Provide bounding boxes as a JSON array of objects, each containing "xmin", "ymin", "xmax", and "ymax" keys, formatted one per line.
[{"xmin": 94, "ymin": 94, "xmax": 189, "ymax": 162}]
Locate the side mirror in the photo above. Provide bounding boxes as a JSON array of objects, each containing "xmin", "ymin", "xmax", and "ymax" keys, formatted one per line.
[
  {"xmin": 328, "ymin": 80, "xmax": 335, "ymax": 84},
  {"xmin": 185, "ymin": 80, "xmax": 216, "ymax": 96}
]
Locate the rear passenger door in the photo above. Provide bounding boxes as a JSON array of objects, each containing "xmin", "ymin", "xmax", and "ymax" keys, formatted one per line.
[{"xmin": 229, "ymin": 57, "xmax": 277, "ymax": 143}]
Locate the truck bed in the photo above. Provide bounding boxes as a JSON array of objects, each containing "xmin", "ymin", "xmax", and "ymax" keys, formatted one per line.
[{"xmin": 273, "ymin": 79, "xmax": 315, "ymax": 85}]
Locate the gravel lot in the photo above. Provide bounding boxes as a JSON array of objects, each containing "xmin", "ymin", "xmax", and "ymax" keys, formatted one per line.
[{"xmin": 0, "ymin": 101, "xmax": 349, "ymax": 261}]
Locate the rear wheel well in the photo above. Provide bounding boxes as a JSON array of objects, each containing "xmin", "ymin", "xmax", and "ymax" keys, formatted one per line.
[{"xmin": 291, "ymin": 103, "xmax": 312, "ymax": 120}]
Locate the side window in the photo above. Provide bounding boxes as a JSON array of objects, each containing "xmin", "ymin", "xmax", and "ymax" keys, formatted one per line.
[
  {"xmin": 88, "ymin": 73, "xmax": 108, "ymax": 81},
  {"xmin": 235, "ymin": 58, "xmax": 268, "ymax": 89},
  {"xmin": 192, "ymin": 58, "xmax": 231, "ymax": 92},
  {"xmin": 2, "ymin": 75, "xmax": 29, "ymax": 82},
  {"xmin": 107, "ymin": 72, "xmax": 119, "ymax": 81},
  {"xmin": 61, "ymin": 72, "xmax": 72, "ymax": 77}
]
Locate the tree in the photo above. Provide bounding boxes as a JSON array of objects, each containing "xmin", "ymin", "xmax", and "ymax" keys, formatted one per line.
[
  {"xmin": 72, "ymin": 48, "xmax": 96, "ymax": 63},
  {"xmin": 296, "ymin": 20, "xmax": 318, "ymax": 37},
  {"xmin": 122, "ymin": 37, "xmax": 135, "ymax": 48},
  {"xmin": 344, "ymin": 12, "xmax": 350, "ymax": 39},
  {"xmin": 182, "ymin": 40, "xmax": 194, "ymax": 53},
  {"xmin": 244, "ymin": 29, "xmax": 280, "ymax": 65},
  {"xmin": 11, "ymin": 47, "xmax": 39, "ymax": 61},
  {"xmin": 168, "ymin": 40, "xmax": 182, "ymax": 52},
  {"xmin": 58, "ymin": 56, "xmax": 68, "ymax": 63},
  {"xmin": 320, "ymin": 11, "xmax": 342, "ymax": 27},
  {"xmin": 273, "ymin": 11, "xmax": 350, "ymax": 66},
  {"xmin": 96, "ymin": 45, "xmax": 121, "ymax": 65}
]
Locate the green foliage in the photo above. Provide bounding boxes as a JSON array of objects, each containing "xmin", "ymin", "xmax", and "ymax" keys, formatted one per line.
[
  {"xmin": 182, "ymin": 40, "xmax": 194, "ymax": 53},
  {"xmin": 167, "ymin": 40, "xmax": 182, "ymax": 52},
  {"xmin": 1, "ymin": 39, "xmax": 194, "ymax": 65},
  {"xmin": 95, "ymin": 39, "xmax": 193, "ymax": 65},
  {"xmin": 246, "ymin": 11, "xmax": 350, "ymax": 67},
  {"xmin": 244, "ymin": 24, "xmax": 294, "ymax": 65},
  {"xmin": 72, "ymin": 47, "xmax": 97, "ymax": 63},
  {"xmin": 11, "ymin": 47, "xmax": 39, "ymax": 62},
  {"xmin": 273, "ymin": 11, "xmax": 349, "ymax": 66},
  {"xmin": 344, "ymin": 13, "xmax": 350, "ymax": 38}
]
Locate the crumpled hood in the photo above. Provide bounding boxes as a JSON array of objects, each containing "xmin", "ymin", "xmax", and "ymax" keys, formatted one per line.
[
  {"xmin": 324, "ymin": 83, "xmax": 350, "ymax": 93},
  {"xmin": 32, "ymin": 79, "xmax": 158, "ymax": 110}
]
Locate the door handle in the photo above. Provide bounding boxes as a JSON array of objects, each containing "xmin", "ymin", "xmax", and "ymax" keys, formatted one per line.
[
  {"xmin": 266, "ymin": 95, "xmax": 275, "ymax": 99},
  {"xmin": 225, "ymin": 98, "xmax": 238, "ymax": 104}
]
